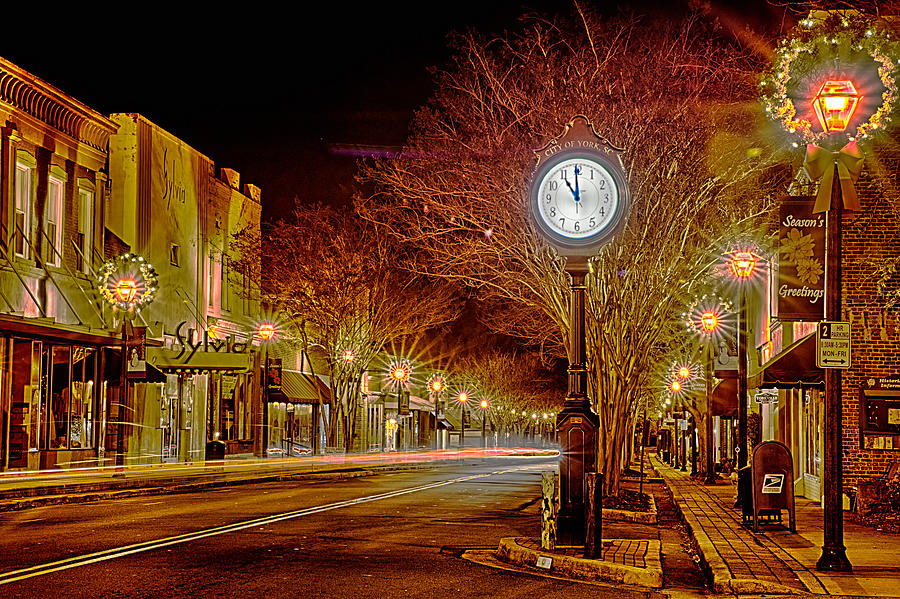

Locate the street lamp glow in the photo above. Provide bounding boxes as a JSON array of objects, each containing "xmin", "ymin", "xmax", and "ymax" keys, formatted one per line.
[
  {"xmin": 390, "ymin": 365, "xmax": 411, "ymax": 383},
  {"xmin": 730, "ymin": 252, "xmax": 757, "ymax": 278},
  {"xmin": 258, "ymin": 323, "xmax": 276, "ymax": 341},
  {"xmin": 428, "ymin": 376, "xmax": 445, "ymax": 393},
  {"xmin": 670, "ymin": 379, "xmax": 682, "ymax": 393},
  {"xmin": 457, "ymin": 391, "xmax": 469, "ymax": 404},
  {"xmin": 113, "ymin": 278, "xmax": 138, "ymax": 303},
  {"xmin": 700, "ymin": 310, "xmax": 719, "ymax": 333},
  {"xmin": 480, "ymin": 398, "xmax": 489, "ymax": 410},
  {"xmin": 341, "ymin": 348, "xmax": 356, "ymax": 364},
  {"xmin": 678, "ymin": 365, "xmax": 691, "ymax": 379},
  {"xmin": 813, "ymin": 80, "xmax": 859, "ymax": 133}
]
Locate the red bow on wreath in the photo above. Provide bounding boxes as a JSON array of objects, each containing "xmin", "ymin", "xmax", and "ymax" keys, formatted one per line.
[{"xmin": 803, "ymin": 141, "xmax": 864, "ymax": 214}]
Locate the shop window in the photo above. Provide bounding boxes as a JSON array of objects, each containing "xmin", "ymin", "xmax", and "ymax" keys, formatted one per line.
[
  {"xmin": 77, "ymin": 185, "xmax": 94, "ymax": 274},
  {"xmin": 804, "ymin": 389, "xmax": 822, "ymax": 477},
  {"xmin": 44, "ymin": 175, "xmax": 64, "ymax": 266},
  {"xmin": 14, "ymin": 161, "xmax": 34, "ymax": 258},
  {"xmin": 39, "ymin": 344, "xmax": 97, "ymax": 450}
]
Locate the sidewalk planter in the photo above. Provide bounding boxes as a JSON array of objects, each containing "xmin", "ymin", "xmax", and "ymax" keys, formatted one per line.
[
  {"xmin": 602, "ymin": 494, "xmax": 658, "ymax": 525},
  {"xmin": 497, "ymin": 537, "xmax": 663, "ymax": 588}
]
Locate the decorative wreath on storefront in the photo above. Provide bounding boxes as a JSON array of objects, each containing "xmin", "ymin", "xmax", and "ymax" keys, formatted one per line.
[
  {"xmin": 98, "ymin": 253, "xmax": 159, "ymax": 313},
  {"xmin": 760, "ymin": 12, "xmax": 900, "ymax": 144}
]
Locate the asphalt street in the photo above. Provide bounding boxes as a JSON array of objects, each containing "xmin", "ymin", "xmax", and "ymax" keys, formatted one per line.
[{"xmin": 0, "ymin": 455, "xmax": 659, "ymax": 599}]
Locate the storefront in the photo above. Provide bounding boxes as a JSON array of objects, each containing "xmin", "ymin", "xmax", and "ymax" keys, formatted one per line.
[
  {"xmin": 267, "ymin": 369, "xmax": 329, "ymax": 456},
  {"xmin": 0, "ymin": 318, "xmax": 120, "ymax": 472},
  {"xmin": 145, "ymin": 346, "xmax": 255, "ymax": 460}
]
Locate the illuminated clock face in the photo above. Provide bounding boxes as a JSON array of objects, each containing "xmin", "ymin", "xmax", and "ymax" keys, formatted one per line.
[{"xmin": 530, "ymin": 151, "xmax": 628, "ymax": 252}]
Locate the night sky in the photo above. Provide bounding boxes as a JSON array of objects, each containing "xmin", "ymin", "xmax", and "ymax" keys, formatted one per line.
[{"xmin": 3, "ymin": 1, "xmax": 782, "ymax": 222}]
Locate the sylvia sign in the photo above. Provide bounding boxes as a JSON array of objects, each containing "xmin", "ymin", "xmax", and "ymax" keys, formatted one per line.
[{"xmin": 173, "ymin": 322, "xmax": 249, "ymax": 361}]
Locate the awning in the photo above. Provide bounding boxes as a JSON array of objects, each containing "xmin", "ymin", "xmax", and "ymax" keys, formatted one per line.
[
  {"xmin": 146, "ymin": 347, "xmax": 251, "ymax": 373},
  {"xmin": 437, "ymin": 418, "xmax": 454, "ymax": 430},
  {"xmin": 380, "ymin": 394, "xmax": 434, "ymax": 412},
  {"xmin": 273, "ymin": 370, "xmax": 331, "ymax": 404},
  {"xmin": 711, "ymin": 378, "xmax": 738, "ymax": 417},
  {"xmin": 749, "ymin": 332, "xmax": 822, "ymax": 389}
]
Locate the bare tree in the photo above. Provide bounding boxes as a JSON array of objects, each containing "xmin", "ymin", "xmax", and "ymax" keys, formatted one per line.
[
  {"xmin": 233, "ymin": 202, "xmax": 462, "ymax": 450},
  {"xmin": 358, "ymin": 6, "xmax": 786, "ymax": 493}
]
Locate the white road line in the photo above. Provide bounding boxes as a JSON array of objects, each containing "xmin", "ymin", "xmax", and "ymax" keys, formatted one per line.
[{"xmin": 0, "ymin": 467, "xmax": 533, "ymax": 586}]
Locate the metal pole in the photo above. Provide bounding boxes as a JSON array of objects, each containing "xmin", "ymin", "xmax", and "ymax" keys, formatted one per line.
[
  {"xmin": 482, "ymin": 411, "xmax": 486, "ymax": 448},
  {"xmin": 460, "ymin": 408, "xmax": 465, "ymax": 449},
  {"xmin": 705, "ymin": 346, "xmax": 717, "ymax": 483},
  {"xmin": 737, "ymin": 292, "xmax": 749, "ymax": 470},
  {"xmin": 816, "ymin": 179, "xmax": 852, "ymax": 571},
  {"xmin": 434, "ymin": 392, "xmax": 440, "ymax": 451}
]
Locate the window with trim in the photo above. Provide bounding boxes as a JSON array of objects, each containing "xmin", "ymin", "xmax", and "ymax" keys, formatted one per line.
[
  {"xmin": 14, "ymin": 161, "xmax": 33, "ymax": 258},
  {"xmin": 221, "ymin": 255, "xmax": 229, "ymax": 312},
  {"xmin": 45, "ymin": 175, "xmax": 64, "ymax": 266},
  {"xmin": 77, "ymin": 184, "xmax": 94, "ymax": 274}
]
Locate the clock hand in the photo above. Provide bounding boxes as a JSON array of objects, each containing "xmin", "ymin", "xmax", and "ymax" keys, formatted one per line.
[
  {"xmin": 563, "ymin": 177, "xmax": 578, "ymax": 200},
  {"xmin": 573, "ymin": 166, "xmax": 581, "ymax": 202}
]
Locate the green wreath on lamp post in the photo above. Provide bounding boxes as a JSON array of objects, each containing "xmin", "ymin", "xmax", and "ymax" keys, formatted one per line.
[
  {"xmin": 98, "ymin": 253, "xmax": 159, "ymax": 315},
  {"xmin": 760, "ymin": 11, "xmax": 899, "ymax": 146}
]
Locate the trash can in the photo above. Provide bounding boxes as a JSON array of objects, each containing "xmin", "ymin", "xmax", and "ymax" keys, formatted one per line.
[
  {"xmin": 205, "ymin": 439, "xmax": 226, "ymax": 461},
  {"xmin": 736, "ymin": 465, "xmax": 752, "ymax": 516}
]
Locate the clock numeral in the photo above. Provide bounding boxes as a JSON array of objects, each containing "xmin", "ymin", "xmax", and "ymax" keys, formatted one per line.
[
  {"xmin": 589, "ymin": 169, "xmax": 594, "ymax": 180},
  {"xmin": 603, "ymin": 193, "xmax": 610, "ymax": 202},
  {"xmin": 559, "ymin": 217, "xmax": 565, "ymax": 228},
  {"xmin": 599, "ymin": 207, "xmax": 606, "ymax": 217},
  {"xmin": 574, "ymin": 221, "xmax": 581, "ymax": 232},
  {"xmin": 589, "ymin": 217, "xmax": 596, "ymax": 228},
  {"xmin": 545, "ymin": 193, "xmax": 552, "ymax": 203},
  {"xmin": 559, "ymin": 170, "xmax": 567, "ymax": 180},
  {"xmin": 549, "ymin": 206, "xmax": 556, "ymax": 217},
  {"xmin": 548, "ymin": 181, "xmax": 558, "ymax": 191},
  {"xmin": 598, "ymin": 179, "xmax": 606, "ymax": 189}
]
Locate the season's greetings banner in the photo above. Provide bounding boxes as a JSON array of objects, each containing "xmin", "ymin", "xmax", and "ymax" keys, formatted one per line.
[{"xmin": 778, "ymin": 197, "xmax": 825, "ymax": 321}]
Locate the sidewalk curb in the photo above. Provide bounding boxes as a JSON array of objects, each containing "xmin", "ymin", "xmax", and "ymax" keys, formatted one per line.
[
  {"xmin": 496, "ymin": 536, "xmax": 663, "ymax": 589},
  {"xmin": 657, "ymin": 460, "xmax": 804, "ymax": 596},
  {"xmin": 604, "ymin": 493, "xmax": 658, "ymax": 525}
]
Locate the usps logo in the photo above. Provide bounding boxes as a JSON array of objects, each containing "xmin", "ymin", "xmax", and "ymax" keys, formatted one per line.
[{"xmin": 762, "ymin": 474, "xmax": 785, "ymax": 494}]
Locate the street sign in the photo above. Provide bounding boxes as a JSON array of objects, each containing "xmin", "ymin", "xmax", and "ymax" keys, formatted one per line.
[
  {"xmin": 816, "ymin": 321, "xmax": 851, "ymax": 369},
  {"xmin": 755, "ymin": 389, "xmax": 778, "ymax": 404}
]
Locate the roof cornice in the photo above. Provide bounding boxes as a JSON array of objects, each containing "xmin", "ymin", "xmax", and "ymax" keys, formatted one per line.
[{"xmin": 0, "ymin": 57, "xmax": 118, "ymax": 152}]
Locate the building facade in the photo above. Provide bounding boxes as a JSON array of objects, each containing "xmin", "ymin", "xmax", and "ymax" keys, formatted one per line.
[{"xmin": 0, "ymin": 57, "xmax": 267, "ymax": 472}]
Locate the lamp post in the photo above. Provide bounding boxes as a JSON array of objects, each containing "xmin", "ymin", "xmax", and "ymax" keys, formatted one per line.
[
  {"xmin": 686, "ymin": 298, "xmax": 730, "ymax": 484},
  {"xmin": 258, "ymin": 322, "xmax": 276, "ymax": 455},
  {"xmin": 730, "ymin": 251, "xmax": 757, "ymax": 471},
  {"xmin": 809, "ymin": 80, "xmax": 858, "ymax": 574},
  {"xmin": 388, "ymin": 362, "xmax": 411, "ymax": 452},
  {"xmin": 457, "ymin": 391, "xmax": 469, "ymax": 449},
  {"xmin": 480, "ymin": 398, "xmax": 490, "ymax": 448},
  {"xmin": 428, "ymin": 375, "xmax": 445, "ymax": 451}
]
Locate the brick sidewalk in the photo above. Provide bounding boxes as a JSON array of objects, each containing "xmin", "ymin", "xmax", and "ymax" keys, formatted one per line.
[
  {"xmin": 517, "ymin": 537, "xmax": 651, "ymax": 568},
  {"xmin": 653, "ymin": 454, "xmax": 900, "ymax": 596}
]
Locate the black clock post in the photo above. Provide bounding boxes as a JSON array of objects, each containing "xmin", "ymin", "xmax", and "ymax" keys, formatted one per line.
[
  {"xmin": 556, "ymin": 255, "xmax": 600, "ymax": 546},
  {"xmin": 528, "ymin": 116, "xmax": 630, "ymax": 550}
]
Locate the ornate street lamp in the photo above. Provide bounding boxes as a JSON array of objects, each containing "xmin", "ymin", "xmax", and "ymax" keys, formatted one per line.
[
  {"xmin": 812, "ymin": 80, "xmax": 860, "ymax": 133},
  {"xmin": 428, "ymin": 374, "xmax": 446, "ymax": 450},
  {"xmin": 685, "ymin": 294, "xmax": 733, "ymax": 484},
  {"xmin": 479, "ymin": 398, "xmax": 490, "ymax": 448},
  {"xmin": 730, "ymin": 251, "xmax": 758, "ymax": 472},
  {"xmin": 258, "ymin": 322, "xmax": 279, "ymax": 454},
  {"xmin": 454, "ymin": 390, "xmax": 471, "ymax": 449}
]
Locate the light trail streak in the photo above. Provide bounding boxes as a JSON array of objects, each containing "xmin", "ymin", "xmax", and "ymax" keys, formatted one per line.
[{"xmin": 0, "ymin": 464, "xmax": 544, "ymax": 586}]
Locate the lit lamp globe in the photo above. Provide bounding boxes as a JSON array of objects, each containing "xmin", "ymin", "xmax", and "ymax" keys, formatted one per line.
[
  {"xmin": 480, "ymin": 398, "xmax": 489, "ymax": 410},
  {"xmin": 700, "ymin": 310, "xmax": 719, "ymax": 334},
  {"xmin": 678, "ymin": 365, "xmax": 691, "ymax": 379},
  {"xmin": 457, "ymin": 391, "xmax": 469, "ymax": 404},
  {"xmin": 812, "ymin": 80, "xmax": 859, "ymax": 133},
  {"xmin": 730, "ymin": 252, "xmax": 757, "ymax": 279},
  {"xmin": 258, "ymin": 323, "xmax": 276, "ymax": 341}
]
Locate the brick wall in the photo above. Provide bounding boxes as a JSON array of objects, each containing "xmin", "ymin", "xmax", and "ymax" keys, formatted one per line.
[{"xmin": 840, "ymin": 163, "xmax": 900, "ymax": 488}]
